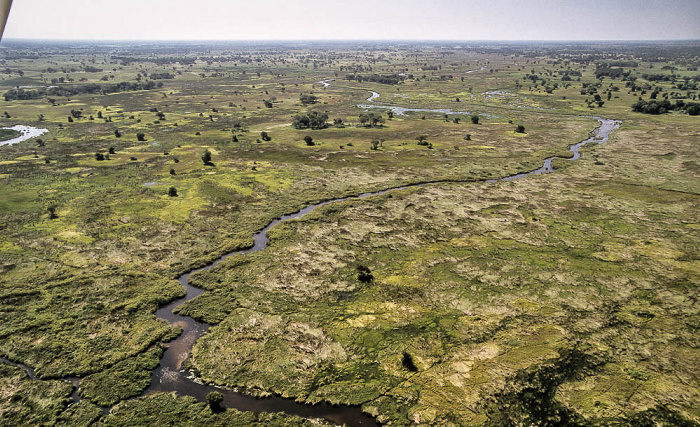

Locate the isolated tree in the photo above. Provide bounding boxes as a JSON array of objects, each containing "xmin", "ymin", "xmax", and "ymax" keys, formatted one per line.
[
  {"xmin": 299, "ymin": 93, "xmax": 318, "ymax": 105},
  {"xmin": 471, "ymin": 115, "xmax": 480, "ymax": 124},
  {"xmin": 95, "ymin": 152, "xmax": 104, "ymax": 161},
  {"xmin": 260, "ymin": 131, "xmax": 271, "ymax": 141},
  {"xmin": 137, "ymin": 132, "xmax": 146, "ymax": 141},
  {"xmin": 515, "ymin": 125, "xmax": 526, "ymax": 133},
  {"xmin": 201, "ymin": 149, "xmax": 212, "ymax": 164},
  {"xmin": 370, "ymin": 140, "xmax": 380, "ymax": 150},
  {"xmin": 169, "ymin": 168, "xmax": 176, "ymax": 175},
  {"xmin": 333, "ymin": 118, "xmax": 344, "ymax": 127},
  {"xmin": 168, "ymin": 186, "xmax": 178, "ymax": 197},
  {"xmin": 263, "ymin": 99, "xmax": 273, "ymax": 108},
  {"xmin": 97, "ymin": 111, "xmax": 103, "ymax": 119},
  {"xmin": 464, "ymin": 134, "xmax": 472, "ymax": 141},
  {"xmin": 67, "ymin": 116, "xmax": 73, "ymax": 123},
  {"xmin": 207, "ymin": 391, "xmax": 224, "ymax": 413},
  {"xmin": 47, "ymin": 206, "xmax": 58, "ymax": 219},
  {"xmin": 357, "ymin": 265, "xmax": 374, "ymax": 283},
  {"xmin": 304, "ymin": 135, "xmax": 314, "ymax": 146},
  {"xmin": 37, "ymin": 113, "xmax": 44, "ymax": 121},
  {"xmin": 232, "ymin": 135, "xmax": 238, "ymax": 142},
  {"xmin": 415, "ymin": 135, "xmax": 429, "ymax": 146},
  {"xmin": 108, "ymin": 147, "xmax": 116, "ymax": 154},
  {"xmin": 114, "ymin": 129, "xmax": 121, "ymax": 137}
]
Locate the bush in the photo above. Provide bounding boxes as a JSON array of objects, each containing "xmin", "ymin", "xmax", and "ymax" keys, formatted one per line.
[
  {"xmin": 201, "ymin": 149, "xmax": 212, "ymax": 164},
  {"xmin": 304, "ymin": 135, "xmax": 314, "ymax": 146}
]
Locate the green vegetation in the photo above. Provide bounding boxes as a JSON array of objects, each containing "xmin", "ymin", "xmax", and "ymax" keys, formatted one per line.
[
  {"xmin": 0, "ymin": 40, "xmax": 697, "ymax": 426},
  {"xmin": 0, "ymin": 128, "xmax": 20, "ymax": 141}
]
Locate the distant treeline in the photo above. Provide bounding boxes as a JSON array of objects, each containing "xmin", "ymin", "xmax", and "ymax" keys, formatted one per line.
[
  {"xmin": 112, "ymin": 56, "xmax": 197, "ymax": 66},
  {"xmin": 3, "ymin": 81, "xmax": 164, "ymax": 101},
  {"xmin": 631, "ymin": 99, "xmax": 700, "ymax": 115},
  {"xmin": 147, "ymin": 73, "xmax": 175, "ymax": 80},
  {"xmin": 345, "ymin": 74, "xmax": 404, "ymax": 85},
  {"xmin": 595, "ymin": 65, "xmax": 631, "ymax": 79}
]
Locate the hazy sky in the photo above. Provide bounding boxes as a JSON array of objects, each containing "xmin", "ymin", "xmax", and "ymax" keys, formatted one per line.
[{"xmin": 3, "ymin": 0, "xmax": 700, "ymax": 41}]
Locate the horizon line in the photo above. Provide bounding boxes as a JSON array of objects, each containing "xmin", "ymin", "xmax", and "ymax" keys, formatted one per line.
[{"xmin": 2, "ymin": 37, "xmax": 700, "ymax": 44}]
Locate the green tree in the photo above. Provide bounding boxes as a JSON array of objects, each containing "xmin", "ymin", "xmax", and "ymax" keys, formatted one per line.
[
  {"xmin": 168, "ymin": 187, "xmax": 178, "ymax": 197},
  {"xmin": 137, "ymin": 132, "xmax": 146, "ymax": 141},
  {"xmin": 471, "ymin": 115, "xmax": 479, "ymax": 124},
  {"xmin": 515, "ymin": 125, "xmax": 525, "ymax": 133},
  {"xmin": 207, "ymin": 391, "xmax": 224, "ymax": 412},
  {"xmin": 299, "ymin": 93, "xmax": 318, "ymax": 105},
  {"xmin": 304, "ymin": 135, "xmax": 314, "ymax": 146},
  {"xmin": 201, "ymin": 149, "xmax": 212, "ymax": 164},
  {"xmin": 260, "ymin": 131, "xmax": 271, "ymax": 141}
]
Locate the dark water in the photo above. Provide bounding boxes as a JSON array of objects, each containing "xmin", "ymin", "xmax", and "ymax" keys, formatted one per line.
[
  {"xmin": 146, "ymin": 190, "xmax": 407, "ymax": 426},
  {"xmin": 486, "ymin": 117, "xmax": 621, "ymax": 183},
  {"xmin": 0, "ymin": 107, "xmax": 620, "ymax": 426}
]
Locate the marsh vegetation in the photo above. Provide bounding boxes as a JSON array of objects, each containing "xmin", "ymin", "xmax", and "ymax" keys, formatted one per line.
[{"xmin": 0, "ymin": 40, "xmax": 698, "ymax": 426}]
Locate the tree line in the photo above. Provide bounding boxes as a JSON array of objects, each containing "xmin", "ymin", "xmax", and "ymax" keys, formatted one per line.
[{"xmin": 3, "ymin": 81, "xmax": 164, "ymax": 101}]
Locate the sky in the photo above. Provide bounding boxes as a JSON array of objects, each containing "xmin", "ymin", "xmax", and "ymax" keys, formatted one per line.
[{"xmin": 3, "ymin": 0, "xmax": 700, "ymax": 41}]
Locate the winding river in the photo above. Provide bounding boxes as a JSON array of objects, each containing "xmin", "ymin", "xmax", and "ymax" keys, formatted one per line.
[
  {"xmin": 0, "ymin": 125, "xmax": 48, "ymax": 146},
  {"xmin": 0, "ymin": 82, "xmax": 620, "ymax": 426}
]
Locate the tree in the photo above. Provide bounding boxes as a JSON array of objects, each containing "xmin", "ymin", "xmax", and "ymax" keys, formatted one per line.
[
  {"xmin": 304, "ymin": 135, "xmax": 314, "ymax": 146},
  {"xmin": 201, "ymin": 149, "xmax": 212, "ymax": 164},
  {"xmin": 464, "ymin": 134, "xmax": 472, "ymax": 141},
  {"xmin": 299, "ymin": 93, "xmax": 318, "ymax": 105},
  {"xmin": 170, "ymin": 168, "xmax": 176, "ymax": 175},
  {"xmin": 292, "ymin": 111, "xmax": 328, "ymax": 130},
  {"xmin": 333, "ymin": 118, "xmax": 344, "ymax": 128},
  {"xmin": 357, "ymin": 265, "xmax": 373, "ymax": 283},
  {"xmin": 207, "ymin": 391, "xmax": 224, "ymax": 412},
  {"xmin": 370, "ymin": 140, "xmax": 380, "ymax": 150},
  {"xmin": 48, "ymin": 206, "xmax": 58, "ymax": 219},
  {"xmin": 137, "ymin": 132, "xmax": 146, "ymax": 141},
  {"xmin": 471, "ymin": 115, "xmax": 479, "ymax": 124},
  {"xmin": 109, "ymin": 147, "xmax": 116, "ymax": 154},
  {"xmin": 263, "ymin": 99, "xmax": 273, "ymax": 108},
  {"xmin": 168, "ymin": 187, "xmax": 178, "ymax": 197},
  {"xmin": 95, "ymin": 152, "xmax": 105, "ymax": 161},
  {"xmin": 416, "ymin": 135, "xmax": 429, "ymax": 146},
  {"xmin": 114, "ymin": 129, "xmax": 121, "ymax": 138},
  {"xmin": 515, "ymin": 125, "xmax": 526, "ymax": 133},
  {"xmin": 260, "ymin": 131, "xmax": 271, "ymax": 141}
]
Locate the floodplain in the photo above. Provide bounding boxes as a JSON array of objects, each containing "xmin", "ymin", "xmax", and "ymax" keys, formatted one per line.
[{"xmin": 0, "ymin": 40, "xmax": 698, "ymax": 426}]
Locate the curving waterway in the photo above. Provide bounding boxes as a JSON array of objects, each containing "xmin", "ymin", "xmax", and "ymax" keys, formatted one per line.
[
  {"xmin": 0, "ymin": 83, "xmax": 620, "ymax": 426},
  {"xmin": 0, "ymin": 125, "xmax": 48, "ymax": 146}
]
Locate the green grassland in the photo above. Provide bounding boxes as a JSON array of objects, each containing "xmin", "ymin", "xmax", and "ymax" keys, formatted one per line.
[{"xmin": 0, "ymin": 41, "xmax": 698, "ymax": 425}]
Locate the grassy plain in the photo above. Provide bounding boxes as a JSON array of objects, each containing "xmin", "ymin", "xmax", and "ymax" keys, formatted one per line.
[{"xmin": 0, "ymin": 40, "xmax": 698, "ymax": 425}]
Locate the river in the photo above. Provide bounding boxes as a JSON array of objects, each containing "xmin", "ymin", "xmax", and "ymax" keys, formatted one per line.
[{"xmin": 0, "ymin": 83, "xmax": 620, "ymax": 426}]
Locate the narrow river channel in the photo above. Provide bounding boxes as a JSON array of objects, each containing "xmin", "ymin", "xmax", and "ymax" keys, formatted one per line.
[{"xmin": 1, "ymin": 83, "xmax": 620, "ymax": 426}]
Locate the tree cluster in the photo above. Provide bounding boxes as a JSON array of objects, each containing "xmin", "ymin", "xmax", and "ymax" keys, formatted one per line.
[
  {"xmin": 3, "ymin": 81, "xmax": 163, "ymax": 101},
  {"xmin": 345, "ymin": 74, "xmax": 403, "ymax": 85},
  {"xmin": 631, "ymin": 99, "xmax": 700, "ymax": 115},
  {"xmin": 292, "ymin": 111, "xmax": 328, "ymax": 129}
]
